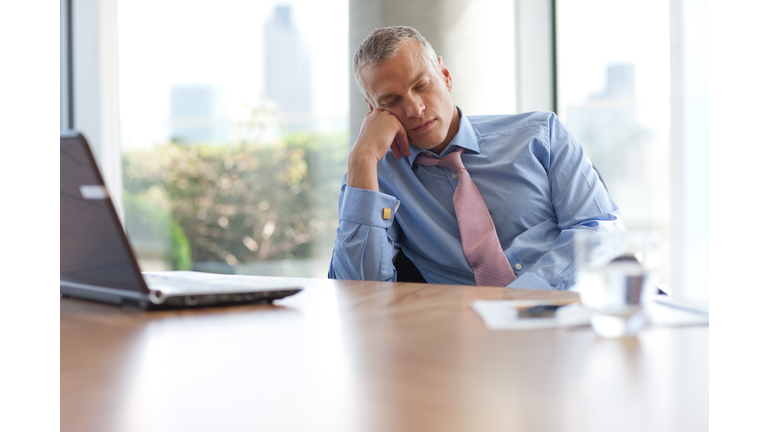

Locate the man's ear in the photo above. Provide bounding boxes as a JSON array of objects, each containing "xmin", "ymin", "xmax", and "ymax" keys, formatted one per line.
[{"xmin": 438, "ymin": 56, "xmax": 453, "ymax": 91}]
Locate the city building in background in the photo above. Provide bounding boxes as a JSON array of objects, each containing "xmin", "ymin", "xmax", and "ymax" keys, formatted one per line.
[
  {"xmin": 263, "ymin": 5, "xmax": 312, "ymax": 130},
  {"xmin": 590, "ymin": 63, "xmax": 636, "ymax": 99},
  {"xmin": 169, "ymin": 85, "xmax": 229, "ymax": 144}
]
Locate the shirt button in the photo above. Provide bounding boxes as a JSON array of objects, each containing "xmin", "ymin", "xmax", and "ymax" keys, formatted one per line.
[
  {"xmin": 451, "ymin": 173, "xmax": 458, "ymax": 179},
  {"xmin": 515, "ymin": 263, "xmax": 522, "ymax": 270}
]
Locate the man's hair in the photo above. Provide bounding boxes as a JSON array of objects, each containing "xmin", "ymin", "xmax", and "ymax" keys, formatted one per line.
[{"xmin": 353, "ymin": 26, "xmax": 442, "ymax": 105}]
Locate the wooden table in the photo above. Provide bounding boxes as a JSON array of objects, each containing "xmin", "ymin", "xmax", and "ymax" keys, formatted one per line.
[{"xmin": 61, "ymin": 278, "xmax": 708, "ymax": 432}]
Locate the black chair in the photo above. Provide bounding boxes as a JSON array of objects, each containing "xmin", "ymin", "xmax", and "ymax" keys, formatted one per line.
[{"xmin": 394, "ymin": 250, "xmax": 427, "ymax": 283}]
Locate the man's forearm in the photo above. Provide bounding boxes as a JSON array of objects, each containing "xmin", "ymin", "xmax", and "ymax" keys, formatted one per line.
[
  {"xmin": 508, "ymin": 215, "xmax": 625, "ymax": 291},
  {"xmin": 329, "ymin": 184, "xmax": 401, "ymax": 282},
  {"xmin": 346, "ymin": 148, "xmax": 380, "ymax": 192},
  {"xmin": 330, "ymin": 221, "xmax": 397, "ymax": 281}
]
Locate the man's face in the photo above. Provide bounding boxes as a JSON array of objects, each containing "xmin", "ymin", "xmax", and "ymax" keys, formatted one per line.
[{"xmin": 360, "ymin": 40, "xmax": 460, "ymax": 154}]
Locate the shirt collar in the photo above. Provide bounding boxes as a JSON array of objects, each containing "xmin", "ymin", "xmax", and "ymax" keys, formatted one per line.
[{"xmin": 405, "ymin": 106, "xmax": 479, "ymax": 167}]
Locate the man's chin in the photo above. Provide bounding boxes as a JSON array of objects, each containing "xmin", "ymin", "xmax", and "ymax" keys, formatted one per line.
[
  {"xmin": 408, "ymin": 136, "xmax": 446, "ymax": 153},
  {"xmin": 410, "ymin": 143, "xmax": 437, "ymax": 153}
]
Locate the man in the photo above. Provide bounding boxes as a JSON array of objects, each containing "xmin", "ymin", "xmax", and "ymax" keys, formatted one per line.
[{"xmin": 329, "ymin": 26, "xmax": 623, "ymax": 290}]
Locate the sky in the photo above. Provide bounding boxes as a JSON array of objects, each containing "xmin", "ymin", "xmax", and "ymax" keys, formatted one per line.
[
  {"xmin": 117, "ymin": 0, "xmax": 349, "ymax": 150},
  {"xmin": 557, "ymin": 0, "xmax": 670, "ymax": 107},
  {"xmin": 117, "ymin": 0, "xmax": 669, "ymax": 149}
]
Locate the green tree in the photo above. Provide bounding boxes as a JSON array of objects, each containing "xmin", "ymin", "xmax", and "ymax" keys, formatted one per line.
[{"xmin": 123, "ymin": 132, "xmax": 347, "ymax": 267}]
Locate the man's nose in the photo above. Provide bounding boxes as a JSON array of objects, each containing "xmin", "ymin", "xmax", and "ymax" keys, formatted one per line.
[{"xmin": 403, "ymin": 95, "xmax": 424, "ymax": 119}]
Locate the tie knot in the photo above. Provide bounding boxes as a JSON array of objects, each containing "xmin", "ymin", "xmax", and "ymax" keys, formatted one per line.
[{"xmin": 414, "ymin": 147, "xmax": 465, "ymax": 173}]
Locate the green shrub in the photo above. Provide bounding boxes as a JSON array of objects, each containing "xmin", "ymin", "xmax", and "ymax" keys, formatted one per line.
[
  {"xmin": 123, "ymin": 132, "xmax": 347, "ymax": 266},
  {"xmin": 123, "ymin": 188, "xmax": 193, "ymax": 270},
  {"xmin": 169, "ymin": 219, "xmax": 192, "ymax": 270}
]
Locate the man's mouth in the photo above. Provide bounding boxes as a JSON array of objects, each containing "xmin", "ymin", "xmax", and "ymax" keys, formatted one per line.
[{"xmin": 411, "ymin": 119, "xmax": 436, "ymax": 133}]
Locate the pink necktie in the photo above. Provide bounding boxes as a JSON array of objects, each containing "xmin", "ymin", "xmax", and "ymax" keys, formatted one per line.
[{"xmin": 415, "ymin": 147, "xmax": 517, "ymax": 287}]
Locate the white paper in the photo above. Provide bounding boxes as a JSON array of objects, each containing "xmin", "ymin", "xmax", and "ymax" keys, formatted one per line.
[
  {"xmin": 644, "ymin": 298, "xmax": 710, "ymax": 326},
  {"xmin": 470, "ymin": 300, "xmax": 590, "ymax": 331},
  {"xmin": 472, "ymin": 296, "xmax": 709, "ymax": 331},
  {"xmin": 653, "ymin": 296, "xmax": 709, "ymax": 316}
]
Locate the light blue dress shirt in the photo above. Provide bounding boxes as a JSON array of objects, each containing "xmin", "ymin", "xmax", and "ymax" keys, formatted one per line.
[{"xmin": 329, "ymin": 108, "xmax": 624, "ymax": 290}]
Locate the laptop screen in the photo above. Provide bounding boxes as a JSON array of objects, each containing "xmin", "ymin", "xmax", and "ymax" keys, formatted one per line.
[{"xmin": 60, "ymin": 133, "xmax": 147, "ymax": 292}]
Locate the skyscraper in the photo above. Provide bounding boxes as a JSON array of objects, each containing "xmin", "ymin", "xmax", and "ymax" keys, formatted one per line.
[
  {"xmin": 590, "ymin": 63, "xmax": 636, "ymax": 100},
  {"xmin": 263, "ymin": 6, "xmax": 311, "ymax": 119}
]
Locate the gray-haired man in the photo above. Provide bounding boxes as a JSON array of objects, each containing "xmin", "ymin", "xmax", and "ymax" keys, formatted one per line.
[{"xmin": 329, "ymin": 26, "xmax": 623, "ymax": 290}]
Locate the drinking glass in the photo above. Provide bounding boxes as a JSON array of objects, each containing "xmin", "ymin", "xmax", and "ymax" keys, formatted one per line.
[{"xmin": 574, "ymin": 229, "xmax": 659, "ymax": 338}]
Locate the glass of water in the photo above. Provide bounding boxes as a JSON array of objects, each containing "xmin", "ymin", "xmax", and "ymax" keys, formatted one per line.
[{"xmin": 574, "ymin": 230, "xmax": 659, "ymax": 338}]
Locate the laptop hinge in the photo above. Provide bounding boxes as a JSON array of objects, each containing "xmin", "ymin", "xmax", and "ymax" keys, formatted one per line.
[{"xmin": 60, "ymin": 280, "xmax": 149, "ymax": 307}]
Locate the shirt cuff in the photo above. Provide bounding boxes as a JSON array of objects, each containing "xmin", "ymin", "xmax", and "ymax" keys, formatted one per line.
[
  {"xmin": 507, "ymin": 272, "xmax": 553, "ymax": 290},
  {"xmin": 340, "ymin": 186, "xmax": 400, "ymax": 228}
]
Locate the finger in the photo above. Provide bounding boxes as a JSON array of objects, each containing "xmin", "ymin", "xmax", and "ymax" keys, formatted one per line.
[
  {"xmin": 363, "ymin": 98, "xmax": 374, "ymax": 112},
  {"xmin": 390, "ymin": 138, "xmax": 402, "ymax": 159},
  {"xmin": 389, "ymin": 134, "xmax": 405, "ymax": 160}
]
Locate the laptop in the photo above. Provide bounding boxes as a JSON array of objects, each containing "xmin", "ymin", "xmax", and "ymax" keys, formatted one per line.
[{"xmin": 60, "ymin": 131, "xmax": 303, "ymax": 309}]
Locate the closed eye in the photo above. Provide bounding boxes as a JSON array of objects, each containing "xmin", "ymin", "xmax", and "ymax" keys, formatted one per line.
[{"xmin": 379, "ymin": 97, "xmax": 399, "ymax": 108}]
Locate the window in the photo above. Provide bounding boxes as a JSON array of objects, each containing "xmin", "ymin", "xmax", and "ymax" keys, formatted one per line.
[
  {"xmin": 556, "ymin": 0, "xmax": 674, "ymax": 291},
  {"xmin": 118, "ymin": 0, "xmax": 349, "ymax": 277}
]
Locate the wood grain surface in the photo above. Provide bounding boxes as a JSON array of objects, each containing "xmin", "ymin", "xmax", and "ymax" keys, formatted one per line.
[{"xmin": 61, "ymin": 277, "xmax": 708, "ymax": 432}]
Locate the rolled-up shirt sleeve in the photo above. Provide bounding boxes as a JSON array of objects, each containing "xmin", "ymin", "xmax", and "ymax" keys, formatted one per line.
[
  {"xmin": 507, "ymin": 113, "xmax": 625, "ymax": 291},
  {"xmin": 329, "ymin": 181, "xmax": 401, "ymax": 281}
]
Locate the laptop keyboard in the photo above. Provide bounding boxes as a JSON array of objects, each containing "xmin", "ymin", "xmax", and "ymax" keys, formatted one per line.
[{"xmin": 142, "ymin": 272, "xmax": 295, "ymax": 294}]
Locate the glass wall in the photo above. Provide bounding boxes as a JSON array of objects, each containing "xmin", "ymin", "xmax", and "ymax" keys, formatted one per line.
[
  {"xmin": 118, "ymin": 0, "xmax": 349, "ymax": 277},
  {"xmin": 556, "ymin": 0, "xmax": 672, "ymax": 290}
]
